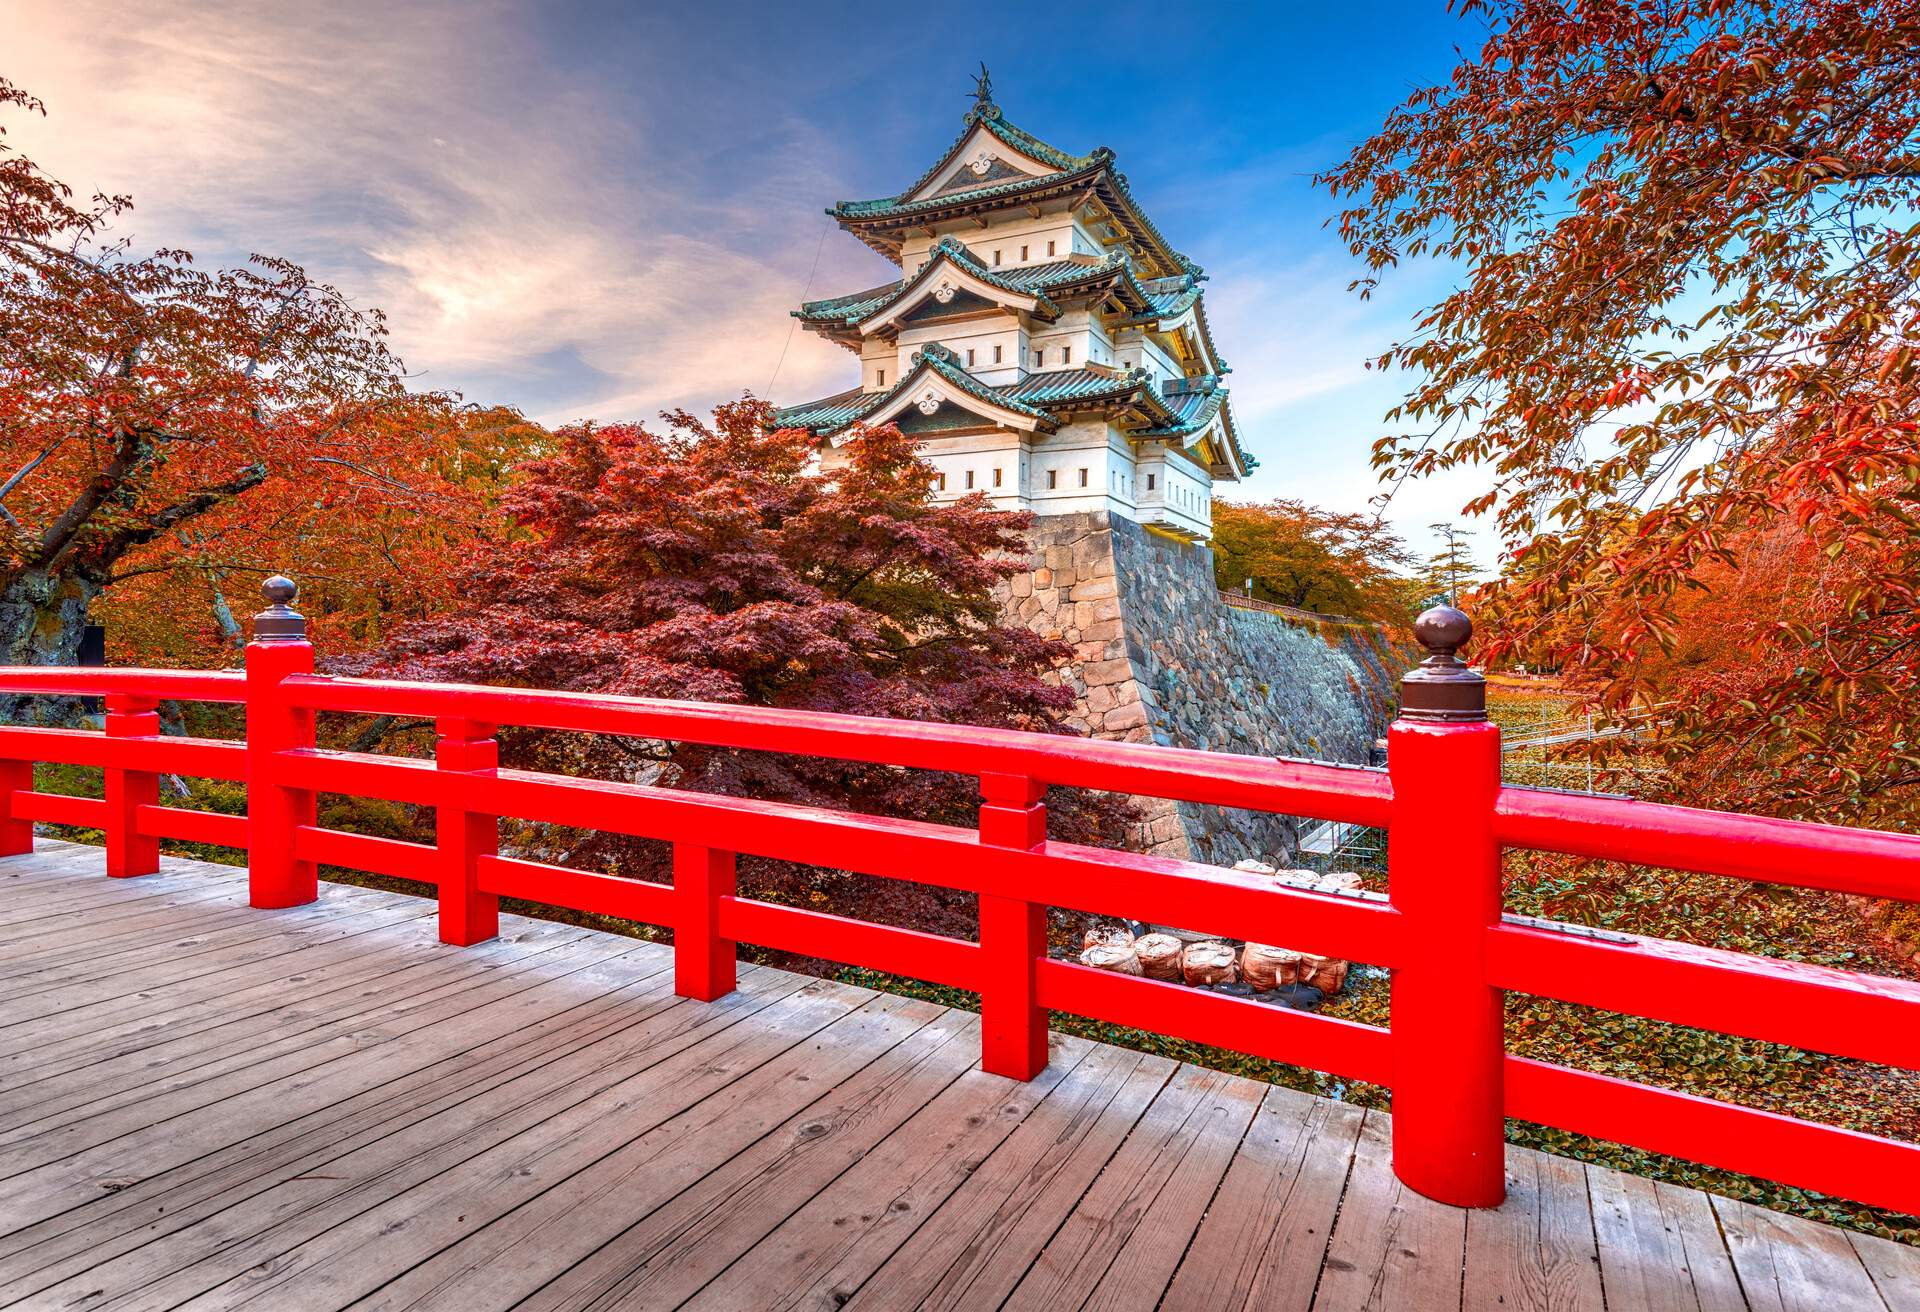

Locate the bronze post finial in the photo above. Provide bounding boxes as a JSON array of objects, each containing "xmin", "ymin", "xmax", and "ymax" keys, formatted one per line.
[
  {"xmin": 1399, "ymin": 603, "xmax": 1485, "ymax": 723},
  {"xmin": 253, "ymin": 575, "xmax": 306, "ymax": 643}
]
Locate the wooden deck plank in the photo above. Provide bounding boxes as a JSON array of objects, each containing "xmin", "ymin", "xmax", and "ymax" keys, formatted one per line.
[
  {"xmin": 1851, "ymin": 1230, "xmax": 1920, "ymax": 1312},
  {"xmin": 1462, "ymin": 1146, "xmax": 1606, "ymax": 1311},
  {"xmin": 1160, "ymin": 1083, "xmax": 1366, "ymax": 1312},
  {"xmin": 1586, "ymin": 1165, "xmax": 1748, "ymax": 1312},
  {"xmin": 670, "ymin": 1039, "xmax": 1097, "ymax": 1312},
  {"xmin": 994, "ymin": 1063, "xmax": 1262, "ymax": 1312},
  {"xmin": 1715, "ymin": 1195, "xmax": 1890, "ymax": 1312},
  {"xmin": 0, "ymin": 916, "xmax": 598, "ymax": 1137},
  {"xmin": 549, "ymin": 1029, "xmax": 1082, "ymax": 1312},
  {"xmin": 407, "ymin": 1003, "xmax": 983, "ymax": 1312},
  {"xmin": 1, "ymin": 843, "xmax": 1915, "ymax": 1312},
  {"xmin": 840, "ymin": 1042, "xmax": 1168, "ymax": 1312},
  {"xmin": 840, "ymin": 1044, "xmax": 1167, "ymax": 1306},
  {"xmin": 2, "ymin": 885, "xmax": 408, "ymax": 1013},
  {"xmin": 0, "ymin": 902, "xmax": 436, "ymax": 1088},
  {"xmin": 0, "ymin": 921, "xmax": 613, "ymax": 1181},
  {"xmin": 16, "ymin": 974, "xmax": 857, "ymax": 1312},
  {"xmin": 0, "ymin": 855, "xmax": 226, "ymax": 918},
  {"xmin": 1311, "ymin": 1110, "xmax": 1468, "ymax": 1311},
  {"xmin": 169, "ymin": 987, "xmax": 918, "ymax": 1311},
  {"xmin": 0, "ymin": 873, "xmax": 247, "ymax": 947},
  {"xmin": 0, "ymin": 963, "xmax": 801, "ymax": 1305},
  {"xmin": 0, "ymin": 922, "xmax": 621, "ymax": 1219}
]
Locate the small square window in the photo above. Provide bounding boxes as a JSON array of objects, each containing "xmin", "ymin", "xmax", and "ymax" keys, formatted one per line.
[
  {"xmin": 1047, "ymin": 240, "xmax": 1056, "ymax": 256},
  {"xmin": 1078, "ymin": 468, "xmax": 1088, "ymax": 488},
  {"xmin": 993, "ymin": 467, "xmax": 1003, "ymax": 488},
  {"xmin": 993, "ymin": 344, "xmax": 1003, "ymax": 363},
  {"xmin": 965, "ymin": 470, "xmax": 975, "ymax": 490},
  {"xmin": 1047, "ymin": 470, "xmax": 1057, "ymax": 489}
]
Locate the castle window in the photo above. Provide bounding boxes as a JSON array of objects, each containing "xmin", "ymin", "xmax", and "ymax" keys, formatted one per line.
[
  {"xmin": 877, "ymin": 369, "xmax": 885, "ymax": 387},
  {"xmin": 993, "ymin": 344, "xmax": 1003, "ymax": 363},
  {"xmin": 965, "ymin": 470, "xmax": 975, "ymax": 490},
  {"xmin": 993, "ymin": 467, "xmax": 1003, "ymax": 488},
  {"xmin": 966, "ymin": 348, "xmax": 975, "ymax": 366},
  {"xmin": 1078, "ymin": 468, "xmax": 1088, "ymax": 487},
  {"xmin": 1062, "ymin": 345, "xmax": 1071, "ymax": 364},
  {"xmin": 993, "ymin": 250, "xmax": 1002, "ymax": 266},
  {"xmin": 1047, "ymin": 240, "xmax": 1056, "ymax": 256},
  {"xmin": 1047, "ymin": 469, "xmax": 1057, "ymax": 489},
  {"xmin": 1147, "ymin": 474, "xmax": 1156, "ymax": 491},
  {"xmin": 1034, "ymin": 349, "xmax": 1044, "ymax": 368},
  {"xmin": 1020, "ymin": 244, "xmax": 1029, "ymax": 261},
  {"xmin": 935, "ymin": 472, "xmax": 946, "ymax": 492}
]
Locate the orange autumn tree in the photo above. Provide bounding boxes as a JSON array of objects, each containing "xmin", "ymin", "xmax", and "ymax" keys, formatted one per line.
[
  {"xmin": 0, "ymin": 76, "xmax": 489, "ymax": 716},
  {"xmin": 95, "ymin": 405, "xmax": 549, "ymax": 669},
  {"xmin": 1209, "ymin": 498, "xmax": 1417, "ymax": 623},
  {"xmin": 1324, "ymin": 0, "xmax": 1920, "ymax": 824}
]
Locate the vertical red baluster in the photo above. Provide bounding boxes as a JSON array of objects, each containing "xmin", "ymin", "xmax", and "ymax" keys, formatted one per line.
[
  {"xmin": 0, "ymin": 757, "xmax": 31, "ymax": 856},
  {"xmin": 244, "ymin": 576, "xmax": 317, "ymax": 908},
  {"xmin": 978, "ymin": 771, "xmax": 1048, "ymax": 1080},
  {"xmin": 435, "ymin": 716, "xmax": 499, "ymax": 945},
  {"xmin": 674, "ymin": 842, "xmax": 736, "ymax": 1000},
  {"xmin": 103, "ymin": 693, "xmax": 160, "ymax": 878},
  {"xmin": 1388, "ymin": 603, "xmax": 1506, "ymax": 1208}
]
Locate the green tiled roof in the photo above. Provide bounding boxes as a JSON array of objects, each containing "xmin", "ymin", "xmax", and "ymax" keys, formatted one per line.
[
  {"xmin": 833, "ymin": 156, "xmax": 1110, "ymax": 220},
  {"xmin": 1001, "ymin": 367, "xmax": 1162, "ymax": 411},
  {"xmin": 771, "ymin": 386, "xmax": 885, "ymax": 431},
  {"xmin": 795, "ymin": 281, "xmax": 903, "ymax": 325},
  {"xmin": 1139, "ymin": 380, "xmax": 1226, "ymax": 436},
  {"xmin": 776, "ymin": 361, "xmax": 1253, "ymax": 475},
  {"xmin": 775, "ymin": 345, "xmax": 1054, "ymax": 437},
  {"xmin": 796, "ymin": 242, "xmax": 1154, "ymax": 333}
]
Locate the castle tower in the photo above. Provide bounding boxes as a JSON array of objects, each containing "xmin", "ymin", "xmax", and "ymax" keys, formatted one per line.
[{"xmin": 774, "ymin": 73, "xmax": 1251, "ymax": 544}]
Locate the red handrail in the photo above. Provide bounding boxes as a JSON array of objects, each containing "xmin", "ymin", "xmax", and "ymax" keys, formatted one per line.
[{"xmin": 0, "ymin": 596, "xmax": 1916, "ymax": 1219}]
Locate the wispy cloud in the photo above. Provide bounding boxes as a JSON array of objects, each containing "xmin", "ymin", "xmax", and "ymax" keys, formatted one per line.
[{"xmin": 8, "ymin": 0, "xmax": 861, "ymax": 423}]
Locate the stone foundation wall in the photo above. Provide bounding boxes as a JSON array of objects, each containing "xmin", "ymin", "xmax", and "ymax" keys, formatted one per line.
[{"xmin": 1001, "ymin": 512, "xmax": 1405, "ymax": 864}]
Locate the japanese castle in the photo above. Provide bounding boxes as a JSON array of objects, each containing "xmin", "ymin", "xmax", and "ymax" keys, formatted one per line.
[{"xmin": 774, "ymin": 73, "xmax": 1249, "ymax": 542}]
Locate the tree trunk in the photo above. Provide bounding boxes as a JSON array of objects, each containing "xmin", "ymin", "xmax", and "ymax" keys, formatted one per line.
[{"xmin": 0, "ymin": 566, "xmax": 103, "ymax": 724}]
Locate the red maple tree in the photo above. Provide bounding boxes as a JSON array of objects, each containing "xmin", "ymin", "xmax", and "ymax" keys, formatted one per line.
[{"xmin": 362, "ymin": 401, "xmax": 1131, "ymax": 929}]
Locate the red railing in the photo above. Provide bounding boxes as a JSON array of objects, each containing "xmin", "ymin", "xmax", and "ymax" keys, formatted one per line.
[{"xmin": 1, "ymin": 585, "xmax": 1918, "ymax": 1217}]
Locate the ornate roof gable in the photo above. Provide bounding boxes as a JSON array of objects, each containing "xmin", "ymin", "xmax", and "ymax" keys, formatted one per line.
[{"xmin": 896, "ymin": 104, "xmax": 1098, "ymax": 206}]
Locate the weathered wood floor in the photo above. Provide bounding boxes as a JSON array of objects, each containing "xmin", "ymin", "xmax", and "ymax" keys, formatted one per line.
[{"xmin": 1, "ymin": 841, "xmax": 1916, "ymax": 1311}]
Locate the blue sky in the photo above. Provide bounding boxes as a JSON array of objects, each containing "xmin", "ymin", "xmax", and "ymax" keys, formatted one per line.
[{"xmin": 12, "ymin": 0, "xmax": 1487, "ymax": 555}]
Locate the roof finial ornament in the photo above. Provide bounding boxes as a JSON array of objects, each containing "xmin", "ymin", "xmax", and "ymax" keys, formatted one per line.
[{"xmin": 967, "ymin": 61, "xmax": 998, "ymax": 121}]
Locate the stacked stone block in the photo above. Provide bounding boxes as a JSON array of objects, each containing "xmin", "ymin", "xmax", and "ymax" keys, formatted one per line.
[{"xmin": 998, "ymin": 512, "xmax": 1402, "ymax": 864}]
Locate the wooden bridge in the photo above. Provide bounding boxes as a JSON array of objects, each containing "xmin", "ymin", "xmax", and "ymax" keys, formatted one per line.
[
  {"xmin": 1, "ymin": 583, "xmax": 1919, "ymax": 1308},
  {"xmin": 4, "ymin": 841, "xmax": 1916, "ymax": 1311}
]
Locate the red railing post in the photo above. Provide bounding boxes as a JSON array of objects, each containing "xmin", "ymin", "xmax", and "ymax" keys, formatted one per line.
[
  {"xmin": 674, "ymin": 843, "xmax": 737, "ymax": 1000},
  {"xmin": 103, "ymin": 693, "xmax": 160, "ymax": 878},
  {"xmin": 435, "ymin": 716, "xmax": 499, "ymax": 945},
  {"xmin": 1388, "ymin": 604, "xmax": 1506, "ymax": 1207},
  {"xmin": 244, "ymin": 577, "xmax": 317, "ymax": 908},
  {"xmin": 0, "ymin": 755, "xmax": 30, "ymax": 856},
  {"xmin": 978, "ymin": 771, "xmax": 1048, "ymax": 1080}
]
